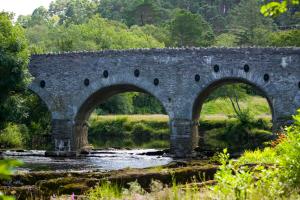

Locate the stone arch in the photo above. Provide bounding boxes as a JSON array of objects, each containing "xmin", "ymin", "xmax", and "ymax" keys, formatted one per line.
[
  {"xmin": 75, "ymin": 84, "xmax": 170, "ymax": 122},
  {"xmin": 190, "ymin": 77, "xmax": 275, "ymax": 151},
  {"xmin": 192, "ymin": 77, "xmax": 274, "ymax": 121},
  {"xmin": 73, "ymin": 82, "xmax": 171, "ymax": 151},
  {"xmin": 72, "ymin": 75, "xmax": 172, "ymax": 120}
]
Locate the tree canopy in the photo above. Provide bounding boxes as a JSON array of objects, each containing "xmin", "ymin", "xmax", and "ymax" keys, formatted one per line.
[{"xmin": 0, "ymin": 12, "xmax": 29, "ymax": 128}]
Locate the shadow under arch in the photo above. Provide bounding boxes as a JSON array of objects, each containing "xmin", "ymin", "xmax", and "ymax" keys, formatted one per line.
[{"xmin": 192, "ymin": 77, "xmax": 274, "ymax": 122}]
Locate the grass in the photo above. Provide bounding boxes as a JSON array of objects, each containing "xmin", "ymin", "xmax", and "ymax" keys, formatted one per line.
[
  {"xmin": 85, "ymin": 110, "xmax": 300, "ymax": 200},
  {"xmin": 88, "ymin": 96, "xmax": 272, "ymax": 150},
  {"xmin": 201, "ymin": 96, "xmax": 271, "ymax": 117},
  {"xmin": 90, "ymin": 96, "xmax": 272, "ymax": 122},
  {"xmin": 90, "ymin": 114, "xmax": 169, "ymax": 123}
]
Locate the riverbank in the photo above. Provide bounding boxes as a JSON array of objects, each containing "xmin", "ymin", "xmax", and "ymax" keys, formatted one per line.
[
  {"xmin": 89, "ymin": 114, "xmax": 273, "ymax": 151},
  {"xmin": 1, "ymin": 157, "xmax": 217, "ymax": 199}
]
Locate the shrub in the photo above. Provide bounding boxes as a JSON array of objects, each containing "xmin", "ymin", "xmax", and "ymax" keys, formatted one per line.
[
  {"xmin": 89, "ymin": 117, "xmax": 128, "ymax": 137},
  {"xmin": 211, "ymin": 109, "xmax": 300, "ymax": 199},
  {"xmin": 0, "ymin": 123, "xmax": 28, "ymax": 149},
  {"xmin": 131, "ymin": 123, "xmax": 152, "ymax": 143},
  {"xmin": 141, "ymin": 140, "xmax": 169, "ymax": 149}
]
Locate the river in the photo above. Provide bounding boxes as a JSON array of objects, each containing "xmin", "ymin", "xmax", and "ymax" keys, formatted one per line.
[{"xmin": 1, "ymin": 149, "xmax": 173, "ymax": 172}]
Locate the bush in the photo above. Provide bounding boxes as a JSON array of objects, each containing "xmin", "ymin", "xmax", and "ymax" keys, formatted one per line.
[
  {"xmin": 0, "ymin": 123, "xmax": 28, "ymax": 149},
  {"xmin": 88, "ymin": 115, "xmax": 170, "ymax": 148},
  {"xmin": 211, "ymin": 109, "xmax": 300, "ymax": 199},
  {"xmin": 141, "ymin": 140, "xmax": 169, "ymax": 149},
  {"xmin": 131, "ymin": 122, "xmax": 152, "ymax": 143},
  {"xmin": 89, "ymin": 117, "xmax": 128, "ymax": 137}
]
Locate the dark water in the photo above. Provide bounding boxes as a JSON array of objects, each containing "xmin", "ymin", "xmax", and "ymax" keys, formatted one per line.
[{"xmin": 1, "ymin": 149, "xmax": 173, "ymax": 172}]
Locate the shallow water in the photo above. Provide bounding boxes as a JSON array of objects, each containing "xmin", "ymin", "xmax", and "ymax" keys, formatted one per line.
[{"xmin": 2, "ymin": 149, "xmax": 173, "ymax": 172}]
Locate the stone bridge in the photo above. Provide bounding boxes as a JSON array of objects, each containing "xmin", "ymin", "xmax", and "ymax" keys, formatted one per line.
[{"xmin": 29, "ymin": 48, "xmax": 300, "ymax": 157}]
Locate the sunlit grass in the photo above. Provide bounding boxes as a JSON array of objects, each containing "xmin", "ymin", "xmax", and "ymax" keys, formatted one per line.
[
  {"xmin": 237, "ymin": 147, "xmax": 278, "ymax": 165},
  {"xmin": 90, "ymin": 114, "xmax": 169, "ymax": 123},
  {"xmin": 90, "ymin": 96, "xmax": 271, "ymax": 122},
  {"xmin": 201, "ymin": 96, "xmax": 271, "ymax": 117}
]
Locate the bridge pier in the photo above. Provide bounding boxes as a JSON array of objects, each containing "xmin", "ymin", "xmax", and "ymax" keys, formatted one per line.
[
  {"xmin": 45, "ymin": 119, "xmax": 76, "ymax": 156},
  {"xmin": 45, "ymin": 119, "xmax": 91, "ymax": 156},
  {"xmin": 73, "ymin": 120, "xmax": 92, "ymax": 152},
  {"xmin": 170, "ymin": 119, "xmax": 199, "ymax": 158}
]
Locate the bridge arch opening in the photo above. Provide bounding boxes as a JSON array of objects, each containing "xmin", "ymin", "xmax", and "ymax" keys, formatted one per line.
[
  {"xmin": 192, "ymin": 78, "xmax": 274, "ymax": 153},
  {"xmin": 75, "ymin": 84, "xmax": 170, "ymax": 151}
]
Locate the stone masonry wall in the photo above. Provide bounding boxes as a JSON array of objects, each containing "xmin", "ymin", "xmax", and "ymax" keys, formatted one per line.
[{"xmin": 29, "ymin": 48, "xmax": 300, "ymax": 157}]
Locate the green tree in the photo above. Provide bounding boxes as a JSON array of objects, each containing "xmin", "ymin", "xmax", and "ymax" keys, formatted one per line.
[
  {"xmin": 0, "ymin": 12, "xmax": 29, "ymax": 128},
  {"xmin": 25, "ymin": 15, "xmax": 164, "ymax": 53},
  {"xmin": 269, "ymin": 29, "xmax": 300, "ymax": 46},
  {"xmin": 226, "ymin": 0, "xmax": 275, "ymax": 46},
  {"xmin": 214, "ymin": 33, "xmax": 238, "ymax": 47},
  {"xmin": 96, "ymin": 93, "xmax": 134, "ymax": 114},
  {"xmin": 29, "ymin": 6, "xmax": 50, "ymax": 26},
  {"xmin": 132, "ymin": 93, "xmax": 165, "ymax": 114},
  {"xmin": 261, "ymin": 0, "xmax": 300, "ymax": 17},
  {"xmin": 131, "ymin": 24, "xmax": 171, "ymax": 46},
  {"xmin": 49, "ymin": 0, "xmax": 99, "ymax": 25},
  {"xmin": 169, "ymin": 10, "xmax": 214, "ymax": 47},
  {"xmin": 126, "ymin": 0, "xmax": 160, "ymax": 26}
]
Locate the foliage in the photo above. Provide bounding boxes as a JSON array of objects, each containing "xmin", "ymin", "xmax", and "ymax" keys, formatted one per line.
[
  {"xmin": 87, "ymin": 181, "xmax": 122, "ymax": 200},
  {"xmin": 126, "ymin": 0, "xmax": 161, "ymax": 26},
  {"xmin": 261, "ymin": 0, "xmax": 300, "ymax": 17},
  {"xmin": 0, "ymin": 159, "xmax": 23, "ymax": 200},
  {"xmin": 132, "ymin": 93, "xmax": 166, "ymax": 114},
  {"xmin": 213, "ymin": 33, "xmax": 238, "ymax": 47},
  {"xmin": 25, "ymin": 14, "xmax": 164, "ymax": 53},
  {"xmin": 86, "ymin": 179, "xmax": 206, "ymax": 200},
  {"xmin": 269, "ymin": 29, "xmax": 300, "ymax": 46},
  {"xmin": 132, "ymin": 24, "xmax": 171, "ymax": 46},
  {"xmin": 169, "ymin": 9, "xmax": 214, "ymax": 47},
  {"xmin": 95, "ymin": 92, "xmax": 165, "ymax": 115},
  {"xmin": 48, "ymin": 0, "xmax": 99, "ymax": 25},
  {"xmin": 211, "ymin": 109, "xmax": 300, "ymax": 199},
  {"xmin": 96, "ymin": 93, "xmax": 134, "ymax": 115},
  {"xmin": 226, "ymin": 0, "xmax": 275, "ymax": 46},
  {"xmin": 0, "ymin": 123, "xmax": 28, "ymax": 148},
  {"xmin": 0, "ymin": 12, "xmax": 29, "ymax": 128},
  {"xmin": 88, "ymin": 114, "xmax": 170, "ymax": 148}
]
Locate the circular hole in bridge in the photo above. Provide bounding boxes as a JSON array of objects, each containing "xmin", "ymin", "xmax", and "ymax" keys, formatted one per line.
[
  {"xmin": 103, "ymin": 70, "xmax": 109, "ymax": 78},
  {"xmin": 263, "ymin": 74, "xmax": 270, "ymax": 82},
  {"xmin": 244, "ymin": 64, "xmax": 250, "ymax": 72},
  {"xmin": 84, "ymin": 79, "xmax": 90, "ymax": 86},
  {"xmin": 195, "ymin": 74, "xmax": 200, "ymax": 82},
  {"xmin": 134, "ymin": 69, "xmax": 140, "ymax": 77},
  {"xmin": 154, "ymin": 78, "xmax": 159, "ymax": 86},
  {"xmin": 213, "ymin": 65, "xmax": 219, "ymax": 73},
  {"xmin": 40, "ymin": 80, "xmax": 46, "ymax": 88}
]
